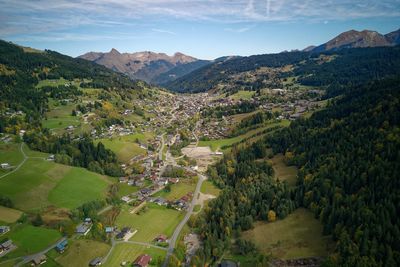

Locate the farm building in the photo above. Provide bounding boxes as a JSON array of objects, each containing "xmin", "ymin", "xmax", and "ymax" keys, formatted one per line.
[
  {"xmin": 0, "ymin": 226, "xmax": 10, "ymax": 235},
  {"xmin": 31, "ymin": 254, "xmax": 47, "ymax": 266},
  {"xmin": 75, "ymin": 221, "xmax": 92, "ymax": 235},
  {"xmin": 89, "ymin": 257, "xmax": 102, "ymax": 266},
  {"xmin": 133, "ymin": 254, "xmax": 152, "ymax": 267},
  {"xmin": 55, "ymin": 239, "xmax": 68, "ymax": 253},
  {"xmin": 154, "ymin": 234, "xmax": 168, "ymax": 243}
]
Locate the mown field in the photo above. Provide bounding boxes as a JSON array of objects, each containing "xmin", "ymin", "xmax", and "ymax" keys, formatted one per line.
[
  {"xmin": 116, "ymin": 203, "xmax": 184, "ymax": 243},
  {"xmin": 0, "ymin": 156, "xmax": 111, "ymax": 211},
  {"xmin": 268, "ymin": 154, "xmax": 298, "ymax": 187},
  {"xmin": 0, "ymin": 206, "xmax": 22, "ymax": 223},
  {"xmin": 242, "ymin": 208, "xmax": 333, "ymax": 259},
  {"xmin": 103, "ymin": 243, "xmax": 166, "ymax": 267},
  {"xmin": 54, "ymin": 239, "xmax": 110, "ymax": 267},
  {"xmin": 1, "ymin": 224, "xmax": 61, "ymax": 260},
  {"xmin": 200, "ymin": 180, "xmax": 221, "ymax": 197}
]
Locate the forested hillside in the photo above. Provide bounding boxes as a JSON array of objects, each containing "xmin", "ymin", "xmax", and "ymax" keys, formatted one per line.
[
  {"xmin": 165, "ymin": 46, "xmax": 400, "ymax": 94},
  {"xmin": 197, "ymin": 77, "xmax": 400, "ymax": 266}
]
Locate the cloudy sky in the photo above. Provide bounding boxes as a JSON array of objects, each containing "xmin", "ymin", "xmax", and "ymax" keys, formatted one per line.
[{"xmin": 1, "ymin": 0, "xmax": 400, "ymax": 59}]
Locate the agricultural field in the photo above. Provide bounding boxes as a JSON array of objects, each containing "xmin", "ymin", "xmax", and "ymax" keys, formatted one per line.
[
  {"xmin": 115, "ymin": 203, "xmax": 184, "ymax": 243},
  {"xmin": 228, "ymin": 90, "xmax": 255, "ymax": 100},
  {"xmin": 116, "ymin": 183, "xmax": 140, "ymax": 198},
  {"xmin": 0, "ymin": 158, "xmax": 111, "ymax": 211},
  {"xmin": 1, "ymin": 224, "xmax": 61, "ymax": 259},
  {"xmin": 242, "ymin": 208, "xmax": 333, "ymax": 259},
  {"xmin": 0, "ymin": 143, "xmax": 24, "ymax": 170},
  {"xmin": 42, "ymin": 102, "xmax": 81, "ymax": 133},
  {"xmin": 54, "ymin": 239, "xmax": 110, "ymax": 267},
  {"xmin": 268, "ymin": 154, "xmax": 298, "ymax": 187},
  {"xmin": 95, "ymin": 138, "xmax": 146, "ymax": 163},
  {"xmin": 154, "ymin": 178, "xmax": 197, "ymax": 201},
  {"xmin": 0, "ymin": 206, "xmax": 22, "ymax": 223},
  {"xmin": 103, "ymin": 243, "xmax": 166, "ymax": 267}
]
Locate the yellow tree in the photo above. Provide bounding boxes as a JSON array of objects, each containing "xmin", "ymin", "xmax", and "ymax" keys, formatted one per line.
[{"xmin": 268, "ymin": 210, "xmax": 276, "ymax": 222}]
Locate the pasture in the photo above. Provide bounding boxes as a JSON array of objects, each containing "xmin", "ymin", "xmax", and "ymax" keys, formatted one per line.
[
  {"xmin": 0, "ymin": 158, "xmax": 111, "ymax": 211},
  {"xmin": 268, "ymin": 154, "xmax": 298, "ymax": 186},
  {"xmin": 95, "ymin": 138, "xmax": 146, "ymax": 163},
  {"xmin": 242, "ymin": 208, "xmax": 333, "ymax": 259},
  {"xmin": 154, "ymin": 178, "xmax": 197, "ymax": 201},
  {"xmin": 103, "ymin": 243, "xmax": 166, "ymax": 267},
  {"xmin": 228, "ymin": 90, "xmax": 255, "ymax": 101},
  {"xmin": 115, "ymin": 204, "xmax": 183, "ymax": 243},
  {"xmin": 55, "ymin": 239, "xmax": 110, "ymax": 267},
  {"xmin": 200, "ymin": 180, "xmax": 221, "ymax": 197}
]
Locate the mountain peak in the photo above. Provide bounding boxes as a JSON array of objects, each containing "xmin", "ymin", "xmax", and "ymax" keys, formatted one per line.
[{"xmin": 109, "ymin": 48, "xmax": 120, "ymax": 54}]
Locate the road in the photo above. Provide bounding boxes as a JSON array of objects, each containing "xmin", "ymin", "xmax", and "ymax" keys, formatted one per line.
[
  {"xmin": 162, "ymin": 173, "xmax": 206, "ymax": 267},
  {"xmin": 158, "ymin": 133, "xmax": 165, "ymax": 161}
]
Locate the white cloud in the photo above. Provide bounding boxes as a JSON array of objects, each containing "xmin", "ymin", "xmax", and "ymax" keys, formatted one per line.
[
  {"xmin": 0, "ymin": 0, "xmax": 399, "ymax": 36},
  {"xmin": 152, "ymin": 28, "xmax": 177, "ymax": 35}
]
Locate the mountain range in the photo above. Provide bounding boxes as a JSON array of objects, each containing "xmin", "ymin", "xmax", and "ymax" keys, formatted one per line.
[
  {"xmin": 308, "ymin": 28, "xmax": 400, "ymax": 52},
  {"xmin": 78, "ymin": 49, "xmax": 211, "ymax": 84}
]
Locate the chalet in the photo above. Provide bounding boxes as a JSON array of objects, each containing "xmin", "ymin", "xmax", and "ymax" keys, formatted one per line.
[
  {"xmin": 121, "ymin": 196, "xmax": 131, "ymax": 203},
  {"xmin": 89, "ymin": 257, "xmax": 102, "ymax": 266},
  {"xmin": 0, "ymin": 239, "xmax": 14, "ymax": 253},
  {"xmin": 133, "ymin": 254, "xmax": 152, "ymax": 267},
  {"xmin": 119, "ymin": 177, "xmax": 128, "ymax": 183},
  {"xmin": 168, "ymin": 178, "xmax": 179, "ymax": 184},
  {"xmin": 140, "ymin": 188, "xmax": 152, "ymax": 196},
  {"xmin": 116, "ymin": 227, "xmax": 131, "ymax": 240},
  {"xmin": 55, "ymin": 239, "xmax": 68, "ymax": 253},
  {"xmin": 154, "ymin": 234, "xmax": 168, "ymax": 243},
  {"xmin": 47, "ymin": 154, "xmax": 55, "ymax": 161},
  {"xmin": 153, "ymin": 197, "xmax": 167, "ymax": 206},
  {"xmin": 75, "ymin": 221, "xmax": 92, "ymax": 235},
  {"xmin": 0, "ymin": 226, "xmax": 10, "ymax": 235},
  {"xmin": 105, "ymin": 227, "xmax": 114, "ymax": 234},
  {"xmin": 31, "ymin": 254, "xmax": 47, "ymax": 266}
]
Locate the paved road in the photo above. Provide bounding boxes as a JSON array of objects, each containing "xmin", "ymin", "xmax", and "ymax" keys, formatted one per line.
[
  {"xmin": 162, "ymin": 173, "xmax": 206, "ymax": 267},
  {"xmin": 16, "ymin": 237, "xmax": 67, "ymax": 266},
  {"xmin": 158, "ymin": 133, "xmax": 165, "ymax": 161},
  {"xmin": 0, "ymin": 143, "xmax": 27, "ymax": 179}
]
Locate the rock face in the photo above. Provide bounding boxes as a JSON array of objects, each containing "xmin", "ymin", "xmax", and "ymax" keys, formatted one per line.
[
  {"xmin": 307, "ymin": 28, "xmax": 400, "ymax": 52},
  {"xmin": 78, "ymin": 49, "xmax": 200, "ymax": 83}
]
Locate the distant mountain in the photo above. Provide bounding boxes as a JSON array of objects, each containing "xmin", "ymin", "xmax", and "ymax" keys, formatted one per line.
[
  {"xmin": 309, "ymin": 28, "xmax": 400, "ymax": 52},
  {"xmin": 78, "ymin": 49, "xmax": 208, "ymax": 83}
]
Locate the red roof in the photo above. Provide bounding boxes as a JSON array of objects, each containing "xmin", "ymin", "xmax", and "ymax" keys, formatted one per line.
[{"xmin": 134, "ymin": 254, "xmax": 152, "ymax": 267}]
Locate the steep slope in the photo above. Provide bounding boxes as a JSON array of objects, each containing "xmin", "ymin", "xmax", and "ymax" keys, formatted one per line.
[
  {"xmin": 385, "ymin": 28, "xmax": 400, "ymax": 45},
  {"xmin": 78, "ymin": 49, "xmax": 203, "ymax": 83}
]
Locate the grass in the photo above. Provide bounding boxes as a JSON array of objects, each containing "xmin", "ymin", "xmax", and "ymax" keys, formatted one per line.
[
  {"xmin": 48, "ymin": 167, "xmax": 111, "ymax": 209},
  {"xmin": 2, "ymin": 224, "xmax": 61, "ymax": 259},
  {"xmin": 199, "ymin": 121, "xmax": 289, "ymax": 152},
  {"xmin": 0, "ymin": 206, "xmax": 23, "ymax": 223},
  {"xmin": 95, "ymin": 138, "xmax": 146, "ymax": 163},
  {"xmin": 55, "ymin": 239, "xmax": 110, "ymax": 267},
  {"xmin": 153, "ymin": 178, "xmax": 197, "ymax": 201},
  {"xmin": 103, "ymin": 243, "xmax": 166, "ymax": 267},
  {"xmin": 193, "ymin": 205, "xmax": 201, "ymax": 213},
  {"xmin": 229, "ymin": 90, "xmax": 255, "ymax": 100},
  {"xmin": 116, "ymin": 204, "xmax": 184, "ymax": 243},
  {"xmin": 268, "ymin": 154, "xmax": 298, "ymax": 187},
  {"xmin": 116, "ymin": 183, "xmax": 140, "ymax": 198},
  {"xmin": 0, "ymin": 158, "xmax": 111, "ymax": 211},
  {"xmin": 242, "ymin": 208, "xmax": 333, "ymax": 259},
  {"xmin": 0, "ymin": 143, "xmax": 24, "ymax": 167},
  {"xmin": 200, "ymin": 180, "xmax": 221, "ymax": 197}
]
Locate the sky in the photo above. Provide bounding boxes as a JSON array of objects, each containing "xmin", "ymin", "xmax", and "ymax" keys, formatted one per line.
[{"xmin": 1, "ymin": 0, "xmax": 400, "ymax": 59}]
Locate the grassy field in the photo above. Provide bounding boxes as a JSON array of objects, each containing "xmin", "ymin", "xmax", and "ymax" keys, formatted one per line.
[
  {"xmin": 154, "ymin": 178, "xmax": 197, "ymax": 201},
  {"xmin": 199, "ymin": 121, "xmax": 288, "ymax": 151},
  {"xmin": 1, "ymin": 224, "xmax": 61, "ymax": 259},
  {"xmin": 95, "ymin": 138, "xmax": 146, "ymax": 163},
  {"xmin": 200, "ymin": 180, "xmax": 221, "ymax": 197},
  {"xmin": 228, "ymin": 90, "xmax": 255, "ymax": 100},
  {"xmin": 48, "ymin": 167, "xmax": 111, "ymax": 209},
  {"xmin": 242, "ymin": 208, "xmax": 333, "ymax": 259},
  {"xmin": 0, "ymin": 143, "xmax": 24, "ymax": 167},
  {"xmin": 103, "ymin": 243, "xmax": 166, "ymax": 267},
  {"xmin": 0, "ymin": 158, "xmax": 111, "ymax": 211},
  {"xmin": 268, "ymin": 154, "xmax": 298, "ymax": 187},
  {"xmin": 116, "ymin": 183, "xmax": 140, "ymax": 198},
  {"xmin": 42, "ymin": 102, "xmax": 80, "ymax": 133},
  {"xmin": 116, "ymin": 204, "xmax": 184, "ymax": 243},
  {"xmin": 0, "ymin": 206, "xmax": 22, "ymax": 223},
  {"xmin": 55, "ymin": 239, "xmax": 110, "ymax": 267}
]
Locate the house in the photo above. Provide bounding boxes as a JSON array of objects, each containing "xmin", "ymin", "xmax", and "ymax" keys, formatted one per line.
[
  {"xmin": 0, "ymin": 163, "xmax": 10, "ymax": 169},
  {"xmin": 133, "ymin": 254, "xmax": 152, "ymax": 267},
  {"xmin": 116, "ymin": 227, "xmax": 131, "ymax": 240},
  {"xmin": 154, "ymin": 234, "xmax": 168, "ymax": 243},
  {"xmin": 121, "ymin": 196, "xmax": 131, "ymax": 203},
  {"xmin": 119, "ymin": 177, "xmax": 128, "ymax": 183},
  {"xmin": 154, "ymin": 198, "xmax": 167, "ymax": 206},
  {"xmin": 31, "ymin": 254, "xmax": 47, "ymax": 266},
  {"xmin": 105, "ymin": 227, "xmax": 114, "ymax": 234},
  {"xmin": 219, "ymin": 260, "xmax": 238, "ymax": 267},
  {"xmin": 0, "ymin": 226, "xmax": 10, "ymax": 235},
  {"xmin": 168, "ymin": 178, "xmax": 179, "ymax": 184},
  {"xmin": 89, "ymin": 257, "xmax": 102, "ymax": 266},
  {"xmin": 55, "ymin": 239, "xmax": 68, "ymax": 253},
  {"xmin": 47, "ymin": 154, "xmax": 55, "ymax": 161},
  {"xmin": 0, "ymin": 239, "xmax": 14, "ymax": 253},
  {"xmin": 75, "ymin": 221, "xmax": 92, "ymax": 235}
]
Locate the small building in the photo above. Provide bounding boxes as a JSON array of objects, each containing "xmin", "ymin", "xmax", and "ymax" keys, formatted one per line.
[
  {"xmin": 105, "ymin": 227, "xmax": 114, "ymax": 234},
  {"xmin": 168, "ymin": 178, "xmax": 179, "ymax": 184},
  {"xmin": 0, "ymin": 226, "xmax": 10, "ymax": 235},
  {"xmin": 121, "ymin": 196, "xmax": 131, "ymax": 203},
  {"xmin": 55, "ymin": 239, "xmax": 68, "ymax": 253},
  {"xmin": 154, "ymin": 234, "xmax": 168, "ymax": 243},
  {"xmin": 0, "ymin": 163, "xmax": 10, "ymax": 169},
  {"xmin": 47, "ymin": 155, "xmax": 55, "ymax": 161},
  {"xmin": 31, "ymin": 254, "xmax": 47, "ymax": 266},
  {"xmin": 133, "ymin": 254, "xmax": 152, "ymax": 267},
  {"xmin": 76, "ymin": 222, "xmax": 92, "ymax": 236},
  {"xmin": 219, "ymin": 260, "xmax": 238, "ymax": 267},
  {"xmin": 89, "ymin": 257, "xmax": 102, "ymax": 266}
]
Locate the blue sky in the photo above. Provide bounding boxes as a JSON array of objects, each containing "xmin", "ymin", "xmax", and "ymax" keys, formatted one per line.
[{"xmin": 1, "ymin": 0, "xmax": 399, "ymax": 59}]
